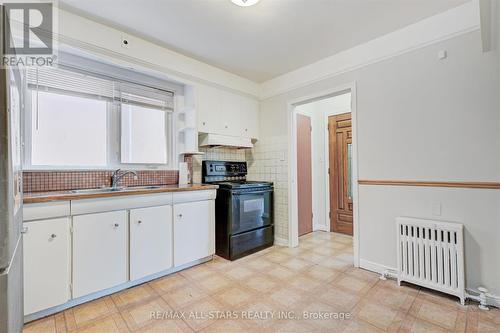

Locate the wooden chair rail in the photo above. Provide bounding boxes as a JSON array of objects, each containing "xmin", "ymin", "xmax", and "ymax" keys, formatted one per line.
[{"xmin": 358, "ymin": 180, "xmax": 500, "ymax": 189}]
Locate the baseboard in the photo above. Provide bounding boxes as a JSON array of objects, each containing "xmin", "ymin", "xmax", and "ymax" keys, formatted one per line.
[
  {"xmin": 274, "ymin": 236, "xmax": 289, "ymax": 246},
  {"xmin": 359, "ymin": 259, "xmax": 398, "ymax": 278},
  {"xmin": 360, "ymin": 260, "xmax": 500, "ymax": 309},
  {"xmin": 313, "ymin": 224, "xmax": 329, "ymax": 232},
  {"xmin": 466, "ymin": 288, "xmax": 500, "ymax": 309}
]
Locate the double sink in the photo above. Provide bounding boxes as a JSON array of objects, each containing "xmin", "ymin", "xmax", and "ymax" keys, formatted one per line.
[{"xmin": 70, "ymin": 185, "xmax": 162, "ymax": 194}]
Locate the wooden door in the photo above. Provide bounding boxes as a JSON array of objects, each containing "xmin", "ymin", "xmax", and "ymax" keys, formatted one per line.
[
  {"xmin": 297, "ymin": 114, "xmax": 313, "ymax": 236},
  {"xmin": 328, "ymin": 113, "xmax": 353, "ymax": 235},
  {"xmin": 130, "ymin": 205, "xmax": 173, "ymax": 280}
]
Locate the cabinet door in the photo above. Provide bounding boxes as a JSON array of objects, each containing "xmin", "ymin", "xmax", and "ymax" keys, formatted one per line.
[
  {"xmin": 173, "ymin": 200, "xmax": 215, "ymax": 266},
  {"xmin": 219, "ymin": 90, "xmax": 243, "ymax": 137},
  {"xmin": 240, "ymin": 96, "xmax": 259, "ymax": 139},
  {"xmin": 72, "ymin": 211, "xmax": 127, "ymax": 298},
  {"xmin": 23, "ymin": 218, "xmax": 70, "ymax": 315},
  {"xmin": 197, "ymin": 84, "xmax": 222, "ymax": 134},
  {"xmin": 130, "ymin": 205, "xmax": 172, "ymax": 280}
]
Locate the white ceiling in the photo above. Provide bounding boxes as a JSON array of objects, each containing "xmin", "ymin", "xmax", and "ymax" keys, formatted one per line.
[{"xmin": 59, "ymin": 0, "xmax": 469, "ymax": 83}]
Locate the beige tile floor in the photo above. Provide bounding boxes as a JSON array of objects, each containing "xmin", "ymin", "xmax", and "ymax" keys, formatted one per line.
[{"xmin": 23, "ymin": 231, "xmax": 499, "ymax": 333}]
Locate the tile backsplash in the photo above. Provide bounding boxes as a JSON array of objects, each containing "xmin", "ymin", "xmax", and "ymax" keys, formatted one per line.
[
  {"xmin": 23, "ymin": 170, "xmax": 179, "ymax": 192},
  {"xmin": 191, "ymin": 147, "xmax": 247, "ymax": 183},
  {"xmin": 246, "ymin": 136, "xmax": 289, "ymax": 243}
]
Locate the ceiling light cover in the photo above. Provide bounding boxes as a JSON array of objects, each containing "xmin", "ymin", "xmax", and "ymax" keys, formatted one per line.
[{"xmin": 231, "ymin": 0, "xmax": 260, "ymax": 7}]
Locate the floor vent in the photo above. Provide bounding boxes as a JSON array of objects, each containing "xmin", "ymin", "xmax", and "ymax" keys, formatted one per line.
[{"xmin": 396, "ymin": 217, "xmax": 465, "ymax": 305}]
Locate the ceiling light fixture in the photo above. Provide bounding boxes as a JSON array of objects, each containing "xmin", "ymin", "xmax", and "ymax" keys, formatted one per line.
[{"xmin": 231, "ymin": 0, "xmax": 260, "ymax": 7}]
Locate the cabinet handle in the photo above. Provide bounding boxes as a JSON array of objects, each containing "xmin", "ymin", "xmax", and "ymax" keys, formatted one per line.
[
  {"xmin": 50, "ymin": 234, "xmax": 57, "ymax": 239},
  {"xmin": 114, "ymin": 223, "xmax": 120, "ymax": 228},
  {"xmin": 21, "ymin": 226, "xmax": 28, "ymax": 234},
  {"xmin": 203, "ymin": 122, "xmax": 206, "ymax": 126},
  {"xmin": 178, "ymin": 214, "xmax": 183, "ymax": 218},
  {"xmin": 137, "ymin": 220, "xmax": 142, "ymax": 224},
  {"xmin": 225, "ymin": 125, "xmax": 228, "ymax": 129}
]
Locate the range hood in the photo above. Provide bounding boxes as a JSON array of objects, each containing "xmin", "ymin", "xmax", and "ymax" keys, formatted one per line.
[{"xmin": 198, "ymin": 133, "xmax": 253, "ymax": 148}]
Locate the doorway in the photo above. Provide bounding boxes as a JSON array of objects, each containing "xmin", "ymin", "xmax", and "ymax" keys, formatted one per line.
[{"xmin": 288, "ymin": 84, "xmax": 359, "ymax": 267}]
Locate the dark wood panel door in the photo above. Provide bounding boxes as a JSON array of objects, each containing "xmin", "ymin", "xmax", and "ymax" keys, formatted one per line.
[
  {"xmin": 297, "ymin": 114, "xmax": 313, "ymax": 236},
  {"xmin": 328, "ymin": 113, "xmax": 353, "ymax": 235}
]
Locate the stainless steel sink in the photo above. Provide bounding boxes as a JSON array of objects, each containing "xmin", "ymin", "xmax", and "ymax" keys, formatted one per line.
[
  {"xmin": 70, "ymin": 187, "xmax": 125, "ymax": 194},
  {"xmin": 123, "ymin": 185, "xmax": 162, "ymax": 190},
  {"xmin": 70, "ymin": 185, "xmax": 162, "ymax": 194}
]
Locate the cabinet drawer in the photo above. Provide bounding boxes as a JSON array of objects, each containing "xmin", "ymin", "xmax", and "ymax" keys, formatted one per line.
[
  {"xmin": 23, "ymin": 201, "xmax": 70, "ymax": 221},
  {"xmin": 71, "ymin": 193, "xmax": 173, "ymax": 215}
]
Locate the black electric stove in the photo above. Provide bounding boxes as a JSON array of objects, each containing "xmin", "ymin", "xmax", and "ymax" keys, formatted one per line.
[{"xmin": 203, "ymin": 161, "xmax": 274, "ymax": 260}]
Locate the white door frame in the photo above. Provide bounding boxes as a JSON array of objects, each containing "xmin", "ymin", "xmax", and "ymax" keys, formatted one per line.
[{"xmin": 287, "ymin": 82, "xmax": 360, "ymax": 268}]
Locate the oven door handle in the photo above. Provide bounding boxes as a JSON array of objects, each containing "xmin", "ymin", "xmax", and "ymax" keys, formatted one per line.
[{"xmin": 232, "ymin": 188, "xmax": 273, "ymax": 195}]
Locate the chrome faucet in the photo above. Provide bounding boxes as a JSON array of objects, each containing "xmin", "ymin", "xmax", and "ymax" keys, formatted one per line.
[{"xmin": 111, "ymin": 169, "xmax": 138, "ymax": 189}]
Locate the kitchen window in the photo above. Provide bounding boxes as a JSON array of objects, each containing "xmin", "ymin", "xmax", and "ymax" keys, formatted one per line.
[
  {"xmin": 30, "ymin": 90, "xmax": 108, "ymax": 167},
  {"xmin": 24, "ymin": 65, "xmax": 175, "ymax": 169}
]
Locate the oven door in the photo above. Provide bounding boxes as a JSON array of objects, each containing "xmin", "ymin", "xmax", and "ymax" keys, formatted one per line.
[{"xmin": 231, "ymin": 188, "xmax": 273, "ymax": 235}]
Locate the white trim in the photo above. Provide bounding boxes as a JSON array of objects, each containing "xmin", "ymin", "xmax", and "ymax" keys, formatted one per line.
[
  {"xmin": 313, "ymin": 224, "xmax": 328, "ymax": 232},
  {"xmin": 359, "ymin": 259, "xmax": 397, "ymax": 277},
  {"xmin": 359, "ymin": 260, "xmax": 500, "ymax": 309},
  {"xmin": 466, "ymin": 288, "xmax": 500, "ymax": 309},
  {"xmin": 287, "ymin": 83, "xmax": 360, "ymax": 269},
  {"xmin": 479, "ymin": 0, "xmax": 493, "ymax": 52},
  {"xmin": 261, "ymin": 1, "xmax": 480, "ymax": 99}
]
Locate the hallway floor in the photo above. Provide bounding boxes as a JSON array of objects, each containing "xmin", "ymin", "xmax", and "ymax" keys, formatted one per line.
[{"xmin": 24, "ymin": 231, "xmax": 499, "ymax": 332}]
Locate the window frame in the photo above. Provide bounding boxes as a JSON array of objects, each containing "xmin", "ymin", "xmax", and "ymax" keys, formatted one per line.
[{"xmin": 23, "ymin": 70, "xmax": 177, "ymax": 171}]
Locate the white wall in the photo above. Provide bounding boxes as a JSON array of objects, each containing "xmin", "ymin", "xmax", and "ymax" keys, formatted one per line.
[{"xmin": 257, "ymin": 30, "xmax": 500, "ymax": 294}]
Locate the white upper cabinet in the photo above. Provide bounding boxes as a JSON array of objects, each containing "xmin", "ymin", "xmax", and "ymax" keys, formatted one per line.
[{"xmin": 196, "ymin": 84, "xmax": 259, "ymax": 139}]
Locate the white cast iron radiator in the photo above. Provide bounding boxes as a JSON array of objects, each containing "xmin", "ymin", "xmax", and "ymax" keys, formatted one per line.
[{"xmin": 396, "ymin": 217, "xmax": 465, "ymax": 304}]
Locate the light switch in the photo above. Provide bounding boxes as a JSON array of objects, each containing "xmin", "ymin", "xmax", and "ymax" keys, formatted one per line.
[
  {"xmin": 432, "ymin": 202, "xmax": 442, "ymax": 216},
  {"xmin": 279, "ymin": 151, "xmax": 285, "ymax": 161}
]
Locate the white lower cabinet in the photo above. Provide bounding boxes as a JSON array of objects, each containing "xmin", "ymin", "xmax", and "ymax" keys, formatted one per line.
[
  {"xmin": 23, "ymin": 190, "xmax": 216, "ymax": 317},
  {"xmin": 72, "ymin": 210, "xmax": 128, "ymax": 298},
  {"xmin": 130, "ymin": 205, "xmax": 173, "ymax": 280},
  {"xmin": 23, "ymin": 218, "xmax": 70, "ymax": 315},
  {"xmin": 173, "ymin": 200, "xmax": 215, "ymax": 266}
]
